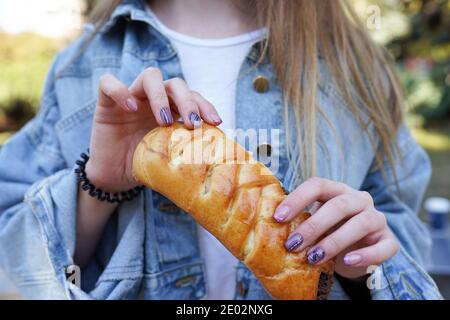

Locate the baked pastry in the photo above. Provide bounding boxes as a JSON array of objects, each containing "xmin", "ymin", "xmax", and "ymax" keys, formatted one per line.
[{"xmin": 132, "ymin": 123, "xmax": 334, "ymax": 299}]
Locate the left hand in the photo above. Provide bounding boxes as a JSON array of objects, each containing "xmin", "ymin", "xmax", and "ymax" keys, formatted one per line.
[{"xmin": 273, "ymin": 177, "xmax": 399, "ymax": 279}]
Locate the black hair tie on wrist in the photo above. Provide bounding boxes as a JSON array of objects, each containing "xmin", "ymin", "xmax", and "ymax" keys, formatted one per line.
[{"xmin": 74, "ymin": 150, "xmax": 145, "ymax": 204}]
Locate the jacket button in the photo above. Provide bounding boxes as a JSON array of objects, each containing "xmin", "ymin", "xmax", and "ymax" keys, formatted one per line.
[
  {"xmin": 195, "ymin": 289, "xmax": 205, "ymax": 299},
  {"xmin": 253, "ymin": 76, "xmax": 269, "ymax": 93},
  {"xmin": 175, "ymin": 275, "xmax": 194, "ymax": 287},
  {"xmin": 257, "ymin": 143, "xmax": 272, "ymax": 158}
]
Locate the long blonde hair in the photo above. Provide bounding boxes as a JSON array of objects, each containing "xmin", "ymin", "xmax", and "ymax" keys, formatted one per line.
[{"xmin": 89, "ymin": 0, "xmax": 404, "ymax": 184}]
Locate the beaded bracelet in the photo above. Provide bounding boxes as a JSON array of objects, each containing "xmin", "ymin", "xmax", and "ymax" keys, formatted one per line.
[{"xmin": 74, "ymin": 150, "xmax": 145, "ymax": 204}]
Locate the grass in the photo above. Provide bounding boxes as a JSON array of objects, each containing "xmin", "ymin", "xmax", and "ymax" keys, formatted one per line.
[
  {"xmin": 0, "ymin": 32, "xmax": 60, "ymax": 135},
  {"xmin": 0, "ymin": 31, "xmax": 448, "ymax": 206},
  {"xmin": 1, "ymin": 124, "xmax": 449, "ymax": 200},
  {"xmin": 412, "ymin": 126, "xmax": 450, "ymax": 152},
  {"xmin": 0, "ymin": 32, "xmax": 60, "ymax": 113},
  {"xmin": 412, "ymin": 125, "xmax": 450, "ymax": 201},
  {"xmin": 0, "ymin": 132, "xmax": 11, "ymax": 144}
]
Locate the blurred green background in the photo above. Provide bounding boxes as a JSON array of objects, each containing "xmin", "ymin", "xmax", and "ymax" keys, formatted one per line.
[
  {"xmin": 0, "ymin": 0, "xmax": 449, "ymax": 300},
  {"xmin": 0, "ymin": 0, "xmax": 449, "ymax": 199},
  {"xmin": 2, "ymin": 0, "xmax": 448, "ymax": 206}
]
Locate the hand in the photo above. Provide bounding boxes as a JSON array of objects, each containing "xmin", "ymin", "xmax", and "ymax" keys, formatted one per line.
[
  {"xmin": 87, "ymin": 68, "xmax": 222, "ymax": 193},
  {"xmin": 273, "ymin": 177, "xmax": 399, "ymax": 279}
]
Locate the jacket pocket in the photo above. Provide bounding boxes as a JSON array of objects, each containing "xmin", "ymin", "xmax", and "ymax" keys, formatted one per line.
[
  {"xmin": 143, "ymin": 262, "xmax": 206, "ymax": 300},
  {"xmin": 55, "ymin": 100, "xmax": 96, "ymax": 166}
]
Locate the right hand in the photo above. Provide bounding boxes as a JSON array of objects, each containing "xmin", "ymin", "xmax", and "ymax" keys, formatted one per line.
[{"xmin": 86, "ymin": 67, "xmax": 222, "ymax": 193}]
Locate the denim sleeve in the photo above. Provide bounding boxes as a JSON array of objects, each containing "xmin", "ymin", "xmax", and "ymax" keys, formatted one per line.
[
  {"xmin": 361, "ymin": 124, "xmax": 442, "ymax": 300},
  {"xmin": 0, "ymin": 58, "xmax": 76, "ymax": 299}
]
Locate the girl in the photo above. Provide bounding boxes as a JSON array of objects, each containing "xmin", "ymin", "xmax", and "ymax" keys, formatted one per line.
[{"xmin": 0, "ymin": 0, "xmax": 442, "ymax": 299}]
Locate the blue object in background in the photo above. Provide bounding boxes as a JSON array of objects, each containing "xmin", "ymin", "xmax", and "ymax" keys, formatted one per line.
[
  {"xmin": 424, "ymin": 197, "xmax": 450, "ymax": 299},
  {"xmin": 425, "ymin": 197, "xmax": 450, "ymax": 231}
]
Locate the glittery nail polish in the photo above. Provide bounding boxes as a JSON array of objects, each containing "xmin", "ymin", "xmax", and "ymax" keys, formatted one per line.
[
  {"xmin": 307, "ymin": 247, "xmax": 325, "ymax": 264},
  {"xmin": 189, "ymin": 112, "xmax": 202, "ymax": 128},
  {"xmin": 160, "ymin": 107, "xmax": 173, "ymax": 125},
  {"xmin": 285, "ymin": 233, "xmax": 303, "ymax": 252}
]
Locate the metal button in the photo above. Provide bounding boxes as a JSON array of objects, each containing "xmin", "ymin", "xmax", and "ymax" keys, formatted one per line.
[
  {"xmin": 175, "ymin": 275, "xmax": 194, "ymax": 287},
  {"xmin": 253, "ymin": 75, "xmax": 269, "ymax": 93},
  {"xmin": 195, "ymin": 289, "xmax": 205, "ymax": 298},
  {"xmin": 257, "ymin": 143, "xmax": 272, "ymax": 158}
]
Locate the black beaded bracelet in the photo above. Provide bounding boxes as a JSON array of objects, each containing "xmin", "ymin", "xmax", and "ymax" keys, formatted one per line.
[{"xmin": 74, "ymin": 150, "xmax": 145, "ymax": 204}]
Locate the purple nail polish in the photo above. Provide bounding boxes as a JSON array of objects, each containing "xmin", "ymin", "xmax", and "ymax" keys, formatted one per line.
[
  {"xmin": 160, "ymin": 107, "xmax": 173, "ymax": 125},
  {"xmin": 274, "ymin": 205, "xmax": 289, "ymax": 222},
  {"xmin": 285, "ymin": 233, "xmax": 303, "ymax": 252},
  {"xmin": 189, "ymin": 112, "xmax": 202, "ymax": 128},
  {"xmin": 307, "ymin": 247, "xmax": 325, "ymax": 264}
]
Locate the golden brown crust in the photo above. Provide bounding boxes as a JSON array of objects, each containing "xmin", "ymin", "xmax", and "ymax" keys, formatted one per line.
[{"xmin": 132, "ymin": 123, "xmax": 334, "ymax": 299}]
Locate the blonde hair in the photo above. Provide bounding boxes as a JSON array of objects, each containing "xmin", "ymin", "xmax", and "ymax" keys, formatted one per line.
[{"xmin": 88, "ymin": 0, "xmax": 404, "ymax": 185}]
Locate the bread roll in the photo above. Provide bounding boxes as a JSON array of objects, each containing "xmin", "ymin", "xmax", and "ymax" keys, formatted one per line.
[{"xmin": 132, "ymin": 123, "xmax": 334, "ymax": 299}]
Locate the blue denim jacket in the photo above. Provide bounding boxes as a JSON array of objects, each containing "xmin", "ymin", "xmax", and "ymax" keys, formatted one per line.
[{"xmin": 0, "ymin": 0, "xmax": 442, "ymax": 300}]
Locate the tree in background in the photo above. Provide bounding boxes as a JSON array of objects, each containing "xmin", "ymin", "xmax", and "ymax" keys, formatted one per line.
[
  {"xmin": 1, "ymin": 0, "xmax": 449, "ymax": 134},
  {"xmin": 383, "ymin": 0, "xmax": 450, "ymax": 125}
]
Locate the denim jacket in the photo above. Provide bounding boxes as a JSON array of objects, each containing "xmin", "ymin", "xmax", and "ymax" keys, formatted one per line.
[{"xmin": 0, "ymin": 0, "xmax": 442, "ymax": 300}]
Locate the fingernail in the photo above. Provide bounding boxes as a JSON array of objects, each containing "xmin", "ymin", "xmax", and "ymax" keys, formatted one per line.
[
  {"xmin": 160, "ymin": 107, "xmax": 173, "ymax": 125},
  {"xmin": 126, "ymin": 98, "xmax": 138, "ymax": 112},
  {"xmin": 285, "ymin": 233, "xmax": 303, "ymax": 252},
  {"xmin": 307, "ymin": 247, "xmax": 325, "ymax": 264},
  {"xmin": 210, "ymin": 114, "xmax": 222, "ymax": 125},
  {"xmin": 344, "ymin": 254, "xmax": 362, "ymax": 266},
  {"xmin": 273, "ymin": 205, "xmax": 289, "ymax": 222},
  {"xmin": 189, "ymin": 112, "xmax": 202, "ymax": 128}
]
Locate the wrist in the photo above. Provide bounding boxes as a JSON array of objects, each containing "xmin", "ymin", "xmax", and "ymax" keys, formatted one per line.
[
  {"xmin": 85, "ymin": 160, "xmax": 123, "ymax": 193},
  {"xmin": 77, "ymin": 183, "xmax": 118, "ymax": 209},
  {"xmin": 75, "ymin": 151, "xmax": 145, "ymax": 204}
]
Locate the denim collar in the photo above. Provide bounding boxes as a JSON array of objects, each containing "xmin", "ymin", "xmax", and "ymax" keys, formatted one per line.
[
  {"xmin": 101, "ymin": 0, "xmax": 157, "ymax": 34},
  {"xmin": 98, "ymin": 0, "xmax": 269, "ymax": 64},
  {"xmin": 95, "ymin": 0, "xmax": 172, "ymax": 57}
]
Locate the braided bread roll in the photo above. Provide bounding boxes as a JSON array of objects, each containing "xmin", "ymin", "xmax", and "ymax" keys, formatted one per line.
[{"xmin": 132, "ymin": 123, "xmax": 334, "ymax": 299}]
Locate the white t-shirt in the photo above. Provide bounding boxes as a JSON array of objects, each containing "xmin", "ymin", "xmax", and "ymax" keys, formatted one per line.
[{"xmin": 146, "ymin": 8, "xmax": 265, "ymax": 299}]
